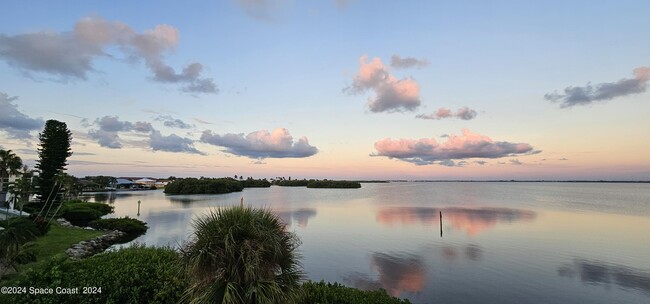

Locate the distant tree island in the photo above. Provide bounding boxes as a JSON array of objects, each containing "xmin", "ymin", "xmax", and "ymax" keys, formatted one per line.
[
  {"xmin": 163, "ymin": 177, "xmax": 362, "ymax": 194},
  {"xmin": 163, "ymin": 177, "xmax": 245, "ymax": 194},
  {"xmin": 274, "ymin": 179, "xmax": 361, "ymax": 189}
]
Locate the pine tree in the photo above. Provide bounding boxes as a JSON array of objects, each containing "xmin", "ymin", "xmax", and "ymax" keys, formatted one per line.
[{"xmin": 35, "ymin": 120, "xmax": 72, "ymax": 203}]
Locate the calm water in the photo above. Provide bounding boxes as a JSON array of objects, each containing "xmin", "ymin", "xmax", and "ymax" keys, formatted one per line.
[{"xmin": 81, "ymin": 182, "xmax": 650, "ymax": 304}]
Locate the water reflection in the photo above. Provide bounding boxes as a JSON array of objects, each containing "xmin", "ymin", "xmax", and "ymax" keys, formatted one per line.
[
  {"xmin": 465, "ymin": 244, "xmax": 483, "ymax": 261},
  {"xmin": 275, "ymin": 208, "xmax": 317, "ymax": 228},
  {"xmin": 558, "ymin": 259, "xmax": 650, "ymax": 294},
  {"xmin": 440, "ymin": 244, "xmax": 483, "ymax": 261},
  {"xmin": 81, "ymin": 191, "xmax": 146, "ymax": 204},
  {"xmin": 129, "ymin": 209, "xmax": 194, "ymax": 247},
  {"xmin": 90, "ymin": 192, "xmax": 115, "ymax": 204},
  {"xmin": 346, "ymin": 252, "xmax": 426, "ymax": 297},
  {"xmin": 377, "ymin": 207, "xmax": 536, "ymax": 236}
]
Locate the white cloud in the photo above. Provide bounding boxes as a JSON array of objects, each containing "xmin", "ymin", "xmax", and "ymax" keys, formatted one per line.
[{"xmin": 0, "ymin": 16, "xmax": 217, "ymax": 94}]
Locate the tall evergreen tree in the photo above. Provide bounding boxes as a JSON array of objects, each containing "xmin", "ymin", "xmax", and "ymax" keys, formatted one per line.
[{"xmin": 35, "ymin": 120, "xmax": 72, "ymax": 203}]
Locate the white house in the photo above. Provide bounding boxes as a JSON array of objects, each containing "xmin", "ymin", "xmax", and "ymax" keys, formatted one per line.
[{"xmin": 154, "ymin": 179, "xmax": 170, "ymax": 188}]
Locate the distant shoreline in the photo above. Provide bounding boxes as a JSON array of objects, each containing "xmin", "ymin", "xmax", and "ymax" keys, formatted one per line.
[{"xmin": 386, "ymin": 180, "xmax": 650, "ymax": 183}]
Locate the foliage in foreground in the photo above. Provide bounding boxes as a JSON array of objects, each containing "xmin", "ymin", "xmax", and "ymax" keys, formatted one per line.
[
  {"xmin": 1, "ymin": 245, "xmax": 410, "ymax": 304},
  {"xmin": 0, "ymin": 218, "xmax": 40, "ymax": 277},
  {"xmin": 1, "ymin": 245, "xmax": 186, "ymax": 304},
  {"xmin": 180, "ymin": 206, "xmax": 303, "ymax": 303},
  {"xmin": 164, "ymin": 177, "xmax": 244, "ymax": 194},
  {"xmin": 298, "ymin": 281, "xmax": 412, "ymax": 304}
]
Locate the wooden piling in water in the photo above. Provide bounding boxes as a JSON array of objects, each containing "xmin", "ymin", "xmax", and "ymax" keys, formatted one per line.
[{"xmin": 440, "ymin": 211, "xmax": 443, "ymax": 237}]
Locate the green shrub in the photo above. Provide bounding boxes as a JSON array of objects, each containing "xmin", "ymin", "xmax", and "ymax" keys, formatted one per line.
[
  {"xmin": 181, "ymin": 206, "xmax": 303, "ymax": 303},
  {"xmin": 60, "ymin": 206, "xmax": 103, "ymax": 226},
  {"xmin": 298, "ymin": 281, "xmax": 411, "ymax": 304},
  {"xmin": 0, "ymin": 217, "xmax": 40, "ymax": 239},
  {"xmin": 13, "ymin": 242, "xmax": 37, "ymax": 264},
  {"xmin": 0, "ymin": 218, "xmax": 40, "ymax": 277},
  {"xmin": 62, "ymin": 201, "xmax": 114, "ymax": 216},
  {"xmin": 89, "ymin": 217, "xmax": 148, "ymax": 241},
  {"xmin": 1, "ymin": 245, "xmax": 187, "ymax": 304},
  {"xmin": 28, "ymin": 215, "xmax": 51, "ymax": 236}
]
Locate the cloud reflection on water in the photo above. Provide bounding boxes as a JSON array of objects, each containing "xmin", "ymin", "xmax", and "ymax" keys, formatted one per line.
[
  {"xmin": 558, "ymin": 259, "xmax": 650, "ymax": 294},
  {"xmin": 346, "ymin": 252, "xmax": 426, "ymax": 297},
  {"xmin": 275, "ymin": 208, "xmax": 318, "ymax": 228},
  {"xmin": 441, "ymin": 244, "xmax": 483, "ymax": 262},
  {"xmin": 376, "ymin": 206, "xmax": 536, "ymax": 236}
]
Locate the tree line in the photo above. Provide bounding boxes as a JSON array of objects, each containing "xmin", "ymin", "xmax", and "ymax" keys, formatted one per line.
[{"xmin": 163, "ymin": 177, "xmax": 274, "ymax": 195}]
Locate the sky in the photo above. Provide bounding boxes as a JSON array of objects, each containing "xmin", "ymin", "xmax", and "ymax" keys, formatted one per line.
[{"xmin": 1, "ymin": 0, "xmax": 649, "ymax": 180}]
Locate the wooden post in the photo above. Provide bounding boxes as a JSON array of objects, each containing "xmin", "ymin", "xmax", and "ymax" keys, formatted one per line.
[
  {"xmin": 240, "ymin": 197, "xmax": 244, "ymax": 208},
  {"xmin": 439, "ymin": 211, "xmax": 443, "ymax": 237},
  {"xmin": 137, "ymin": 200, "xmax": 141, "ymax": 217}
]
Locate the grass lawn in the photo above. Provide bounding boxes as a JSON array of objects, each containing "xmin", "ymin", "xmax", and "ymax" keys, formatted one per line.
[{"xmin": 7, "ymin": 222, "xmax": 106, "ymax": 277}]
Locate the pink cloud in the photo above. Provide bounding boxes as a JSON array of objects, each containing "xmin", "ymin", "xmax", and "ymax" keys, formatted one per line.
[
  {"xmin": 200, "ymin": 128, "xmax": 318, "ymax": 159},
  {"xmin": 346, "ymin": 55, "xmax": 422, "ymax": 113},
  {"xmin": 372, "ymin": 129, "xmax": 537, "ymax": 165},
  {"xmin": 416, "ymin": 106, "xmax": 477, "ymax": 120}
]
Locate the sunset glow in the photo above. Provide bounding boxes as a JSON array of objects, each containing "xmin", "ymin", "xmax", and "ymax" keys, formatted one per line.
[{"xmin": 1, "ymin": 1, "xmax": 648, "ymax": 180}]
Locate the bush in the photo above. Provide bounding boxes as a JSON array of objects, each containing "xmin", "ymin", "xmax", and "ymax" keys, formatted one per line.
[
  {"xmin": 28, "ymin": 215, "xmax": 51, "ymax": 236},
  {"xmin": 61, "ymin": 201, "xmax": 114, "ymax": 216},
  {"xmin": 1, "ymin": 245, "xmax": 187, "ymax": 304},
  {"xmin": 58, "ymin": 202, "xmax": 113, "ymax": 226},
  {"xmin": 89, "ymin": 217, "xmax": 148, "ymax": 241},
  {"xmin": 181, "ymin": 206, "xmax": 303, "ymax": 303},
  {"xmin": 0, "ymin": 218, "xmax": 40, "ymax": 277},
  {"xmin": 60, "ymin": 206, "xmax": 103, "ymax": 226},
  {"xmin": 13, "ymin": 242, "xmax": 37, "ymax": 264},
  {"xmin": 298, "ymin": 281, "xmax": 412, "ymax": 304},
  {"xmin": 0, "ymin": 217, "xmax": 40, "ymax": 239}
]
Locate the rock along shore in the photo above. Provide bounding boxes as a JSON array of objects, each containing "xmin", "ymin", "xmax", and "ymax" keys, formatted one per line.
[{"xmin": 58, "ymin": 218, "xmax": 126, "ymax": 260}]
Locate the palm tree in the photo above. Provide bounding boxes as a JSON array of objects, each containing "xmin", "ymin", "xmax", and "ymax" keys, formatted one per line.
[
  {"xmin": 8, "ymin": 166, "xmax": 34, "ymax": 215},
  {"xmin": 0, "ymin": 149, "xmax": 23, "ymax": 203},
  {"xmin": 180, "ymin": 206, "xmax": 303, "ymax": 304},
  {"xmin": 0, "ymin": 217, "xmax": 39, "ymax": 278}
]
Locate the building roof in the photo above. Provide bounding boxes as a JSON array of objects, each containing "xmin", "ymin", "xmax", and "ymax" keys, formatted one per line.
[
  {"xmin": 135, "ymin": 178, "xmax": 156, "ymax": 182},
  {"xmin": 116, "ymin": 178, "xmax": 136, "ymax": 185}
]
